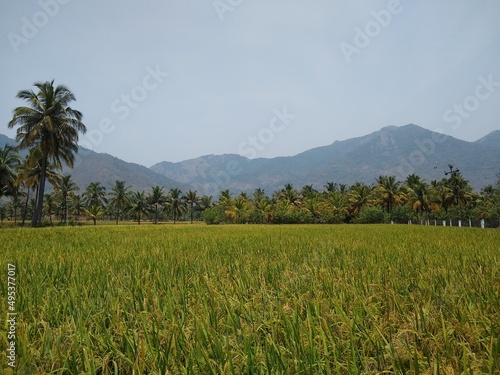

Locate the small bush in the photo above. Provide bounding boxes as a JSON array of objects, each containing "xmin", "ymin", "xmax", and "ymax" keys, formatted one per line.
[
  {"xmin": 355, "ymin": 206, "xmax": 387, "ymax": 224},
  {"xmin": 389, "ymin": 206, "xmax": 414, "ymax": 223},
  {"xmin": 202, "ymin": 206, "xmax": 226, "ymax": 225}
]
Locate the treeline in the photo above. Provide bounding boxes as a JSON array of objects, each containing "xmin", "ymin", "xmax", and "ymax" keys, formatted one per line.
[
  {"xmin": 0, "ymin": 163, "xmax": 203, "ymax": 225},
  {"xmin": 2, "ymin": 81, "xmax": 499, "ymax": 226},
  {"xmin": 202, "ymin": 174, "xmax": 500, "ymax": 225},
  {"xmin": 1, "ymin": 144, "xmax": 499, "ymax": 226}
]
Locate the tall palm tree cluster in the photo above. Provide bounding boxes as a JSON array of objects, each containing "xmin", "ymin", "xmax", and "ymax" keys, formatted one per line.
[
  {"xmin": 204, "ymin": 174, "xmax": 500, "ymax": 225},
  {"xmin": 2, "ymin": 81, "xmax": 499, "ymax": 226},
  {"xmin": 3, "ymin": 80, "xmax": 87, "ymax": 226},
  {"xmin": 0, "ymin": 168, "xmax": 203, "ymax": 225},
  {"xmin": 2, "ymin": 146, "xmax": 499, "ymax": 226}
]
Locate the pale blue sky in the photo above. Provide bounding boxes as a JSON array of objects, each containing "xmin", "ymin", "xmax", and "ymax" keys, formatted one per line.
[{"xmin": 1, "ymin": 1, "xmax": 499, "ymax": 166}]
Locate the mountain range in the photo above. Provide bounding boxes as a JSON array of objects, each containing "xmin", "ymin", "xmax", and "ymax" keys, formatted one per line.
[
  {"xmin": 1, "ymin": 124, "xmax": 499, "ymax": 195},
  {"xmin": 0, "ymin": 133, "xmax": 191, "ymax": 193},
  {"xmin": 150, "ymin": 124, "xmax": 500, "ymax": 194}
]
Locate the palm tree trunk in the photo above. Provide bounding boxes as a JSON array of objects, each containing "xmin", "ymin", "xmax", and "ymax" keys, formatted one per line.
[
  {"xmin": 190, "ymin": 202, "xmax": 194, "ymax": 224},
  {"xmin": 32, "ymin": 185, "xmax": 39, "ymax": 223},
  {"xmin": 64, "ymin": 193, "xmax": 68, "ymax": 225},
  {"xmin": 32, "ymin": 156, "xmax": 47, "ymax": 227},
  {"xmin": 22, "ymin": 188, "xmax": 30, "ymax": 225}
]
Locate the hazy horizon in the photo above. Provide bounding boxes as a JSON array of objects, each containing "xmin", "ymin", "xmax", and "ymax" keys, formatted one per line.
[
  {"xmin": 1, "ymin": 1, "xmax": 499, "ymax": 166},
  {"xmin": 1, "ymin": 123, "xmax": 496, "ymax": 168}
]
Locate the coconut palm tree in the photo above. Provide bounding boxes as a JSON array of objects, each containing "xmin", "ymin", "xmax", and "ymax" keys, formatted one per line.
[
  {"xmin": 302, "ymin": 195, "xmax": 322, "ymax": 218},
  {"xmin": 55, "ymin": 175, "xmax": 79, "ymax": 224},
  {"xmin": 0, "ymin": 145, "xmax": 21, "ymax": 197},
  {"xmin": 129, "ymin": 191, "xmax": 150, "ymax": 225},
  {"xmin": 338, "ymin": 183, "xmax": 349, "ymax": 195},
  {"xmin": 447, "ymin": 172, "xmax": 472, "ymax": 210},
  {"xmin": 279, "ymin": 183, "xmax": 301, "ymax": 207},
  {"xmin": 43, "ymin": 192, "xmax": 57, "ymax": 225},
  {"xmin": 348, "ymin": 182, "xmax": 372, "ymax": 217},
  {"xmin": 183, "ymin": 189, "xmax": 199, "ymax": 224},
  {"xmin": 8, "ymin": 194, "xmax": 22, "ymax": 224},
  {"xmin": 15, "ymin": 155, "xmax": 36, "ymax": 225},
  {"xmin": 17, "ymin": 158, "xmax": 62, "ymax": 225},
  {"xmin": 109, "ymin": 181, "xmax": 131, "ymax": 224},
  {"xmin": 375, "ymin": 175, "xmax": 404, "ymax": 213},
  {"xmin": 217, "ymin": 191, "xmax": 234, "ymax": 222},
  {"xmin": 85, "ymin": 205, "xmax": 104, "ymax": 225},
  {"xmin": 407, "ymin": 181, "xmax": 438, "ymax": 217},
  {"xmin": 255, "ymin": 197, "xmax": 273, "ymax": 223},
  {"xmin": 83, "ymin": 182, "xmax": 107, "ymax": 208},
  {"xmin": 0, "ymin": 205, "xmax": 6, "ymax": 222},
  {"xmin": 431, "ymin": 179, "xmax": 454, "ymax": 213},
  {"xmin": 71, "ymin": 194, "xmax": 85, "ymax": 221},
  {"xmin": 232, "ymin": 195, "xmax": 249, "ymax": 223},
  {"xmin": 324, "ymin": 182, "xmax": 338, "ymax": 193},
  {"xmin": 199, "ymin": 195, "xmax": 213, "ymax": 211},
  {"xmin": 301, "ymin": 184, "xmax": 318, "ymax": 200},
  {"xmin": 218, "ymin": 189, "xmax": 231, "ymax": 202},
  {"xmin": 167, "ymin": 188, "xmax": 185, "ymax": 224},
  {"xmin": 8, "ymin": 80, "xmax": 86, "ymax": 226},
  {"xmin": 405, "ymin": 174, "xmax": 422, "ymax": 191},
  {"xmin": 252, "ymin": 188, "xmax": 267, "ymax": 204},
  {"xmin": 326, "ymin": 191, "xmax": 349, "ymax": 219},
  {"xmin": 148, "ymin": 186, "xmax": 167, "ymax": 224}
]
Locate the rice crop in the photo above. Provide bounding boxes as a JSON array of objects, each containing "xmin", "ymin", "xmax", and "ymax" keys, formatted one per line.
[{"xmin": 0, "ymin": 224, "xmax": 499, "ymax": 374}]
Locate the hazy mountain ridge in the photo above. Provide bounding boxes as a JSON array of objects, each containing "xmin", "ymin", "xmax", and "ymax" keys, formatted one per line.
[
  {"xmin": 474, "ymin": 130, "xmax": 500, "ymax": 150},
  {"xmin": 0, "ymin": 137, "xmax": 192, "ymax": 192},
  {"xmin": 65, "ymin": 149, "xmax": 193, "ymax": 192},
  {"xmin": 0, "ymin": 134, "xmax": 16, "ymax": 147},
  {"xmin": 151, "ymin": 124, "xmax": 500, "ymax": 193},
  {"xmin": 2, "ymin": 124, "xmax": 499, "ymax": 194}
]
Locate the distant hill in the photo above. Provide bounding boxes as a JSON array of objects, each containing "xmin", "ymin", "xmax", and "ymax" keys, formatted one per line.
[
  {"xmin": 0, "ymin": 135, "xmax": 192, "ymax": 192},
  {"xmin": 474, "ymin": 130, "xmax": 500, "ymax": 150},
  {"xmin": 151, "ymin": 124, "xmax": 500, "ymax": 194},
  {"xmin": 0, "ymin": 134, "xmax": 16, "ymax": 147},
  {"xmin": 2, "ymin": 124, "xmax": 499, "ymax": 195},
  {"xmin": 66, "ymin": 148, "xmax": 193, "ymax": 192}
]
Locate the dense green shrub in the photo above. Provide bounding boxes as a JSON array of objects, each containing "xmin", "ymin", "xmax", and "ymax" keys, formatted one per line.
[
  {"xmin": 389, "ymin": 206, "xmax": 414, "ymax": 223},
  {"xmin": 355, "ymin": 206, "xmax": 387, "ymax": 224},
  {"xmin": 202, "ymin": 206, "xmax": 226, "ymax": 224}
]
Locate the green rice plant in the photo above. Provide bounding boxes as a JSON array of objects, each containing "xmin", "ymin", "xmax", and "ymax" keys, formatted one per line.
[{"xmin": 0, "ymin": 224, "xmax": 498, "ymax": 374}]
